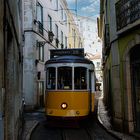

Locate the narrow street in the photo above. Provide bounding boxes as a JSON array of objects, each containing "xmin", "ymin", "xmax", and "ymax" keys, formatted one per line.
[
  {"xmin": 0, "ymin": 0, "xmax": 140, "ymax": 140},
  {"xmin": 30, "ymin": 114, "xmax": 117, "ymax": 140},
  {"xmin": 22, "ymin": 91, "xmax": 118, "ymax": 140},
  {"xmin": 22, "ymin": 93, "xmax": 136, "ymax": 140}
]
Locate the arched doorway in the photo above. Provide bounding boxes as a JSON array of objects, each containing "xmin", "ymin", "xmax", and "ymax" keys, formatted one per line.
[{"xmin": 130, "ymin": 45, "xmax": 140, "ymax": 132}]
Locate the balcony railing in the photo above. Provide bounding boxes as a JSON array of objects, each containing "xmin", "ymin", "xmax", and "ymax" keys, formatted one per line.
[{"xmin": 116, "ymin": 0, "xmax": 140, "ymax": 31}]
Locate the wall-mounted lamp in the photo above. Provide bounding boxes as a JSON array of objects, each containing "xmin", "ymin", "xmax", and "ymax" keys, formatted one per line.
[
  {"xmin": 36, "ymin": 31, "xmax": 54, "ymax": 47},
  {"xmin": 48, "ymin": 31, "xmax": 54, "ymax": 43}
]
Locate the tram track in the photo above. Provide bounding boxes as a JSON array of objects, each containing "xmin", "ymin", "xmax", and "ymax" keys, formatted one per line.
[
  {"xmin": 85, "ymin": 128, "xmax": 93, "ymax": 140},
  {"xmin": 60, "ymin": 127, "xmax": 94, "ymax": 140},
  {"xmin": 30, "ymin": 115, "xmax": 118, "ymax": 140},
  {"xmin": 61, "ymin": 129, "xmax": 66, "ymax": 140}
]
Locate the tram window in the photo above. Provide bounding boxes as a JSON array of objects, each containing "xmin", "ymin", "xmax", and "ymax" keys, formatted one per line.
[
  {"xmin": 47, "ymin": 67, "xmax": 56, "ymax": 89},
  {"xmin": 74, "ymin": 67, "xmax": 87, "ymax": 90},
  {"xmin": 57, "ymin": 67, "xmax": 72, "ymax": 90}
]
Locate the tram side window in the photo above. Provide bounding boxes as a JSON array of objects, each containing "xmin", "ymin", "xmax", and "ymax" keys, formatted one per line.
[
  {"xmin": 57, "ymin": 67, "xmax": 72, "ymax": 90},
  {"xmin": 74, "ymin": 67, "xmax": 87, "ymax": 90},
  {"xmin": 47, "ymin": 67, "xmax": 56, "ymax": 89}
]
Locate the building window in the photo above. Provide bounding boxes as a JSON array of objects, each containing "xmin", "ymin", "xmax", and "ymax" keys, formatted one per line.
[
  {"xmin": 69, "ymin": 22, "xmax": 71, "ymax": 32},
  {"xmin": 116, "ymin": 0, "xmax": 140, "ymax": 30},
  {"xmin": 65, "ymin": 36, "xmax": 67, "ymax": 48},
  {"xmin": 37, "ymin": 2, "xmax": 43, "ymax": 35},
  {"xmin": 48, "ymin": 15, "xmax": 52, "ymax": 31},
  {"xmin": 105, "ymin": 24, "xmax": 110, "ymax": 48},
  {"xmin": 61, "ymin": 31, "xmax": 63, "ymax": 48},
  {"xmin": 55, "ymin": 24, "xmax": 58, "ymax": 38},
  {"xmin": 97, "ymin": 62, "xmax": 100, "ymax": 68},
  {"xmin": 55, "ymin": 0, "xmax": 58, "ymax": 10},
  {"xmin": 60, "ymin": 5, "xmax": 63, "ymax": 20},
  {"xmin": 72, "ymin": 29, "xmax": 76, "ymax": 48},
  {"xmin": 64, "ymin": 13, "xmax": 67, "ymax": 24},
  {"xmin": 37, "ymin": 81, "xmax": 44, "ymax": 107},
  {"xmin": 38, "ymin": 42, "xmax": 44, "ymax": 61},
  {"xmin": 37, "ymin": 71, "xmax": 41, "ymax": 80},
  {"xmin": 55, "ymin": 24, "xmax": 59, "ymax": 48}
]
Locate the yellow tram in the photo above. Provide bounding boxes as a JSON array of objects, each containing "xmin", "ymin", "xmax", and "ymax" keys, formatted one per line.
[{"xmin": 45, "ymin": 49, "xmax": 96, "ymax": 119}]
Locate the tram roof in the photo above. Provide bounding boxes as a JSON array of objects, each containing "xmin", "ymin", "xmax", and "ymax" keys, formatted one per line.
[{"xmin": 45, "ymin": 55, "xmax": 93, "ymax": 65}]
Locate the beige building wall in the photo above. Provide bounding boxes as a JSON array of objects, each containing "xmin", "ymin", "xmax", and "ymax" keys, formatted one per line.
[
  {"xmin": 99, "ymin": 0, "xmax": 140, "ymax": 134},
  {"xmin": 67, "ymin": 13, "xmax": 83, "ymax": 48}
]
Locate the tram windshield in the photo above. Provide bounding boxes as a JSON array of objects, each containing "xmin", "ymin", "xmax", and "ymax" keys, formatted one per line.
[
  {"xmin": 47, "ymin": 66, "xmax": 88, "ymax": 90},
  {"xmin": 74, "ymin": 67, "xmax": 87, "ymax": 90},
  {"xmin": 57, "ymin": 67, "xmax": 72, "ymax": 90}
]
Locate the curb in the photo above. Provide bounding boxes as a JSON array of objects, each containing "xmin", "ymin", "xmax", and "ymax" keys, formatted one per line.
[
  {"xmin": 25, "ymin": 121, "xmax": 39, "ymax": 140},
  {"xmin": 97, "ymin": 113, "xmax": 121, "ymax": 140},
  {"xmin": 97, "ymin": 100, "xmax": 121, "ymax": 140}
]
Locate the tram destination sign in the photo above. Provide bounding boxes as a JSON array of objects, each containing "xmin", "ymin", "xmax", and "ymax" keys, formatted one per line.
[{"xmin": 50, "ymin": 48, "xmax": 84, "ymax": 58}]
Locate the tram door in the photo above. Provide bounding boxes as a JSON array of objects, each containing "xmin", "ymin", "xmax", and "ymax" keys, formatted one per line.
[{"xmin": 130, "ymin": 46, "xmax": 140, "ymax": 132}]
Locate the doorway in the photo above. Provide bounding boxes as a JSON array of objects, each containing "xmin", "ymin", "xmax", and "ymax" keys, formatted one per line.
[{"xmin": 130, "ymin": 45, "xmax": 140, "ymax": 132}]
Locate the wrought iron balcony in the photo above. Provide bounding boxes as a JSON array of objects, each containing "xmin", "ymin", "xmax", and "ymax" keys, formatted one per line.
[{"xmin": 116, "ymin": 0, "xmax": 140, "ymax": 31}]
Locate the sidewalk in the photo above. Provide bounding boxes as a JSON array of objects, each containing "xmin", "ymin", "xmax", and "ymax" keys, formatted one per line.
[
  {"xmin": 97, "ymin": 96, "xmax": 136, "ymax": 140},
  {"xmin": 22, "ymin": 110, "xmax": 45, "ymax": 140}
]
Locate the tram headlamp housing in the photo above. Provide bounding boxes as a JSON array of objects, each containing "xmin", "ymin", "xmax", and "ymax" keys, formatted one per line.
[{"xmin": 61, "ymin": 103, "xmax": 68, "ymax": 109}]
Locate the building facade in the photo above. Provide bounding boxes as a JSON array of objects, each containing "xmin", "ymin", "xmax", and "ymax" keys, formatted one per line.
[
  {"xmin": 99, "ymin": 0, "xmax": 140, "ymax": 134},
  {"xmin": 23, "ymin": 0, "xmax": 81, "ymax": 109},
  {"xmin": 76, "ymin": 15, "xmax": 103, "ymax": 89},
  {"xmin": 68, "ymin": 13, "xmax": 83, "ymax": 48},
  {"xmin": 0, "ymin": 0, "xmax": 23, "ymax": 139}
]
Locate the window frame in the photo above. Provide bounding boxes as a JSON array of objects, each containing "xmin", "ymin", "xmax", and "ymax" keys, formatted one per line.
[
  {"xmin": 37, "ymin": 2, "xmax": 43, "ymax": 35},
  {"xmin": 38, "ymin": 42, "xmax": 44, "ymax": 62},
  {"xmin": 57, "ymin": 66, "xmax": 72, "ymax": 90},
  {"xmin": 74, "ymin": 67, "xmax": 88, "ymax": 90},
  {"xmin": 46, "ymin": 67, "xmax": 56, "ymax": 90},
  {"xmin": 48, "ymin": 15, "xmax": 52, "ymax": 31}
]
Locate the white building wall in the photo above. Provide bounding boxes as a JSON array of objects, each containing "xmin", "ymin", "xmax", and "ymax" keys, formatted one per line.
[
  {"xmin": 76, "ymin": 16, "xmax": 102, "ymax": 87},
  {"xmin": 77, "ymin": 17, "xmax": 102, "ymax": 55},
  {"xmin": 23, "ymin": 0, "xmax": 37, "ymax": 107},
  {"xmin": 39, "ymin": 0, "xmax": 68, "ymax": 49},
  {"xmin": 23, "ymin": 0, "xmax": 70, "ymax": 108}
]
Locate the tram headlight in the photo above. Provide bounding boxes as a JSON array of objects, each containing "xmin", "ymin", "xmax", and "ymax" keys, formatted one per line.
[{"xmin": 61, "ymin": 103, "xmax": 68, "ymax": 109}]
